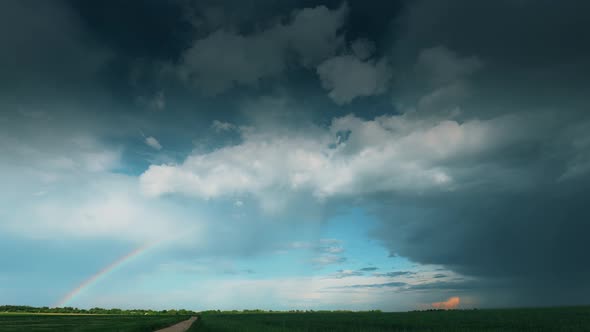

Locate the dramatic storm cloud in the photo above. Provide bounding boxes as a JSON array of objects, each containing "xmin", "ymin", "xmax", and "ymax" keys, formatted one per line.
[
  {"xmin": 176, "ymin": 3, "xmax": 348, "ymax": 94},
  {"xmin": 1, "ymin": 0, "xmax": 589, "ymax": 311}
]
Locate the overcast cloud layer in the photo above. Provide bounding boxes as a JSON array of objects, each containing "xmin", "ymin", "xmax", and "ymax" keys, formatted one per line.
[{"xmin": 1, "ymin": 0, "xmax": 589, "ymax": 310}]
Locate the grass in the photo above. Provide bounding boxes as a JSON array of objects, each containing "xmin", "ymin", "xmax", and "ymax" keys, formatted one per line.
[
  {"xmin": 190, "ymin": 306, "xmax": 590, "ymax": 332},
  {"xmin": 2, "ymin": 306, "xmax": 589, "ymax": 331},
  {"xmin": 0, "ymin": 314, "xmax": 192, "ymax": 332}
]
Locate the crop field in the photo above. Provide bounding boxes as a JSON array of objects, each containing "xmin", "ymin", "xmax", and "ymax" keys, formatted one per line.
[
  {"xmin": 0, "ymin": 314, "xmax": 192, "ymax": 332},
  {"xmin": 2, "ymin": 306, "xmax": 589, "ymax": 331},
  {"xmin": 190, "ymin": 306, "xmax": 590, "ymax": 332}
]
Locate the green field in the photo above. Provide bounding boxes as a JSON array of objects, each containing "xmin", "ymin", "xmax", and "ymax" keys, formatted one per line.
[
  {"xmin": 0, "ymin": 314, "xmax": 192, "ymax": 332},
  {"xmin": 2, "ymin": 307, "xmax": 590, "ymax": 331},
  {"xmin": 190, "ymin": 306, "xmax": 590, "ymax": 332}
]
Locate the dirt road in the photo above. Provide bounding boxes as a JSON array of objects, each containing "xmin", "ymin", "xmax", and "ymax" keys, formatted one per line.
[{"xmin": 154, "ymin": 316, "xmax": 198, "ymax": 332}]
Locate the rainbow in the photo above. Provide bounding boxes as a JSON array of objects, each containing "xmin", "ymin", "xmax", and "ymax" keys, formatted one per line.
[{"xmin": 54, "ymin": 241, "xmax": 157, "ymax": 308}]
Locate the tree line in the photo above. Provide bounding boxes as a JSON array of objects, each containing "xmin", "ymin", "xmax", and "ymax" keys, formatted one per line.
[
  {"xmin": 199, "ymin": 309, "xmax": 383, "ymax": 314},
  {"xmin": 0, "ymin": 305, "xmax": 196, "ymax": 315}
]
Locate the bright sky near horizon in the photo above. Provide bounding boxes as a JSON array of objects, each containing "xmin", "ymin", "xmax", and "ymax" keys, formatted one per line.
[{"xmin": 1, "ymin": 0, "xmax": 589, "ymax": 311}]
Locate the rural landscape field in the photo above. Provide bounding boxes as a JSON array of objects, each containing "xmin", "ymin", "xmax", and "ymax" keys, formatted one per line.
[
  {"xmin": 0, "ymin": 314, "xmax": 191, "ymax": 332},
  {"xmin": 191, "ymin": 307, "xmax": 590, "ymax": 332},
  {"xmin": 1, "ymin": 306, "xmax": 590, "ymax": 331},
  {"xmin": 2, "ymin": 0, "xmax": 590, "ymax": 331}
]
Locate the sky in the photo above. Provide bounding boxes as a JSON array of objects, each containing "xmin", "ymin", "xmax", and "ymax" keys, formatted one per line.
[{"xmin": 1, "ymin": 0, "xmax": 590, "ymax": 311}]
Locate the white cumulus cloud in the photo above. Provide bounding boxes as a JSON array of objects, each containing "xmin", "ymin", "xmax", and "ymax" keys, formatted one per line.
[
  {"xmin": 145, "ymin": 136, "xmax": 162, "ymax": 150},
  {"xmin": 139, "ymin": 112, "xmax": 532, "ymax": 211}
]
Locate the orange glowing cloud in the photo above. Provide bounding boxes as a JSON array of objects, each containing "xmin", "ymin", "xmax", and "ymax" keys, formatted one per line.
[{"xmin": 432, "ymin": 296, "xmax": 460, "ymax": 309}]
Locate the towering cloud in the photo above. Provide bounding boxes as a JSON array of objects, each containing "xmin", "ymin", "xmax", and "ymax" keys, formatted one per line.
[
  {"xmin": 432, "ymin": 297, "xmax": 460, "ymax": 310},
  {"xmin": 140, "ymin": 113, "xmax": 521, "ymax": 201}
]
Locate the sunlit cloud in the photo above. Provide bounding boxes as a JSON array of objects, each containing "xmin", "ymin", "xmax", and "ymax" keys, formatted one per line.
[{"xmin": 432, "ymin": 296, "xmax": 460, "ymax": 309}]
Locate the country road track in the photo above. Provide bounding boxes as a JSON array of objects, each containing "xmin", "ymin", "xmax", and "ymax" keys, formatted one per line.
[{"xmin": 154, "ymin": 316, "xmax": 198, "ymax": 332}]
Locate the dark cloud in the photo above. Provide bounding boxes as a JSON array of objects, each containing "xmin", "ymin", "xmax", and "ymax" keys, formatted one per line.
[
  {"xmin": 405, "ymin": 281, "xmax": 479, "ymax": 292},
  {"xmin": 175, "ymin": 3, "xmax": 348, "ymax": 95},
  {"xmin": 341, "ymin": 282, "xmax": 407, "ymax": 289},
  {"xmin": 391, "ymin": 0, "xmax": 590, "ymax": 117},
  {"xmin": 329, "ymin": 267, "xmax": 382, "ymax": 278},
  {"xmin": 395, "ymin": 0, "xmax": 590, "ymax": 66},
  {"xmin": 374, "ymin": 271, "xmax": 416, "ymax": 278},
  {"xmin": 329, "ymin": 270, "xmax": 363, "ymax": 279},
  {"xmin": 362, "ymin": 0, "xmax": 590, "ymax": 308},
  {"xmin": 66, "ymin": 0, "xmax": 194, "ymax": 61},
  {"xmin": 0, "ymin": 0, "xmax": 111, "ymax": 104},
  {"xmin": 374, "ymin": 184, "xmax": 590, "ymax": 305},
  {"xmin": 359, "ymin": 267, "xmax": 378, "ymax": 272}
]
